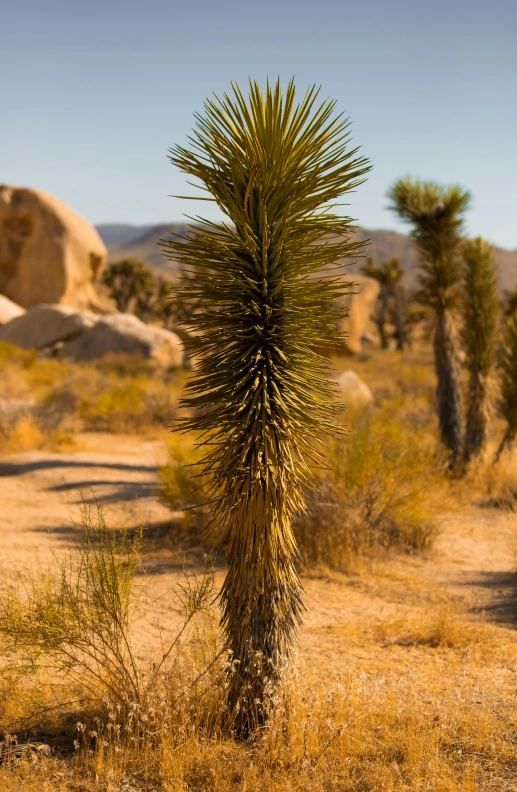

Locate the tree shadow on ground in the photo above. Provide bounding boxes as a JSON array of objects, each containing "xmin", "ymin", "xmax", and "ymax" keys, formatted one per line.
[
  {"xmin": 45, "ymin": 479, "xmax": 158, "ymax": 503},
  {"xmin": 0, "ymin": 460, "xmax": 157, "ymax": 476},
  {"xmin": 466, "ymin": 570, "xmax": 517, "ymax": 628},
  {"xmin": 31, "ymin": 517, "xmax": 223, "ymax": 572}
]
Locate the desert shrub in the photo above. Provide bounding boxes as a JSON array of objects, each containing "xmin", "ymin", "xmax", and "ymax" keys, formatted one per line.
[
  {"xmin": 372, "ymin": 600, "xmax": 495, "ymax": 650},
  {"xmin": 75, "ymin": 377, "xmax": 174, "ymax": 433},
  {"xmin": 0, "ymin": 346, "xmax": 185, "ymax": 443},
  {"xmin": 0, "ymin": 500, "xmax": 219, "ymax": 717},
  {"xmin": 159, "ymin": 434, "xmax": 206, "ymax": 511},
  {"xmin": 296, "ymin": 406, "xmax": 443, "ymax": 571}
]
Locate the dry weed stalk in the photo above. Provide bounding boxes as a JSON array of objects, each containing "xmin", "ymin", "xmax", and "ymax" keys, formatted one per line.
[{"xmin": 0, "ymin": 500, "xmax": 217, "ymax": 715}]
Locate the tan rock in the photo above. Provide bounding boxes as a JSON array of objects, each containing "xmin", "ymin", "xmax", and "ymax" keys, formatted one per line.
[
  {"xmin": 339, "ymin": 274, "xmax": 380, "ymax": 354},
  {"xmin": 60, "ymin": 313, "xmax": 184, "ymax": 367},
  {"xmin": 0, "ymin": 294, "xmax": 25, "ymax": 326},
  {"xmin": 334, "ymin": 370, "xmax": 373, "ymax": 405},
  {"xmin": 0, "ymin": 304, "xmax": 98, "ymax": 350},
  {"xmin": 0, "ymin": 185, "xmax": 106, "ymax": 311}
]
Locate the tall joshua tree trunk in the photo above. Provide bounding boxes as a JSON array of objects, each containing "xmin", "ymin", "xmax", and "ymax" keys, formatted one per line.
[
  {"xmin": 461, "ymin": 237, "xmax": 499, "ymax": 465},
  {"xmin": 495, "ymin": 312, "xmax": 517, "ymax": 462},
  {"xmin": 434, "ymin": 307, "xmax": 465, "ymax": 457},
  {"xmin": 388, "ymin": 179, "xmax": 471, "ymax": 462},
  {"xmin": 165, "ymin": 79, "xmax": 370, "ymax": 737},
  {"xmin": 392, "ymin": 284, "xmax": 406, "ymax": 350}
]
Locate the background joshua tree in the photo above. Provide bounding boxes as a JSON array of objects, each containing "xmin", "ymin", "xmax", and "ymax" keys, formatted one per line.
[
  {"xmin": 502, "ymin": 287, "xmax": 517, "ymax": 317},
  {"xmin": 165, "ymin": 78, "xmax": 370, "ymax": 737},
  {"xmin": 388, "ymin": 178, "xmax": 471, "ymax": 462},
  {"xmin": 461, "ymin": 237, "xmax": 499, "ymax": 465},
  {"xmin": 495, "ymin": 312, "xmax": 517, "ymax": 461},
  {"xmin": 361, "ymin": 256, "xmax": 406, "ymax": 349},
  {"xmin": 102, "ymin": 257, "xmax": 155, "ymax": 314}
]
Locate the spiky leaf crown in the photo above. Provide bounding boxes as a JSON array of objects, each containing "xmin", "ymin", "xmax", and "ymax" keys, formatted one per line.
[
  {"xmin": 164, "ymin": 79, "xmax": 370, "ymax": 543},
  {"xmin": 388, "ymin": 178, "xmax": 471, "ymax": 310}
]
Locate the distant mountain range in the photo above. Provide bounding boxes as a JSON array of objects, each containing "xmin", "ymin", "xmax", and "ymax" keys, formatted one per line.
[{"xmin": 96, "ymin": 223, "xmax": 517, "ymax": 294}]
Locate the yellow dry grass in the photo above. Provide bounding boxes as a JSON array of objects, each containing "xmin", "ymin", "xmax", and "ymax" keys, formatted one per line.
[
  {"xmin": 0, "ymin": 345, "xmax": 516, "ymax": 789},
  {"xmin": 0, "ymin": 343, "xmax": 185, "ymax": 451}
]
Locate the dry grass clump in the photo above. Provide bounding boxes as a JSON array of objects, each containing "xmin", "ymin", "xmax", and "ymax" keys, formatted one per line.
[
  {"xmin": 456, "ymin": 446, "xmax": 517, "ymax": 510},
  {"xmin": 0, "ymin": 413, "xmax": 75, "ymax": 453},
  {"xmin": 0, "ymin": 658, "xmax": 515, "ymax": 791},
  {"xmin": 296, "ymin": 405, "xmax": 446, "ymax": 572},
  {"xmin": 371, "ymin": 600, "xmax": 499, "ymax": 651},
  {"xmin": 0, "ymin": 344, "xmax": 185, "ymax": 449}
]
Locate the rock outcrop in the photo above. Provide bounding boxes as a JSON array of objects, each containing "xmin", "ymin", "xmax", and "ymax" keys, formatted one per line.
[
  {"xmin": 0, "ymin": 304, "xmax": 98, "ymax": 350},
  {"xmin": 60, "ymin": 313, "xmax": 183, "ymax": 367},
  {"xmin": 334, "ymin": 370, "xmax": 373, "ymax": 405},
  {"xmin": 0, "ymin": 305, "xmax": 183, "ymax": 367},
  {"xmin": 0, "ymin": 185, "xmax": 107, "ymax": 311},
  {"xmin": 0, "ymin": 294, "xmax": 25, "ymax": 326},
  {"xmin": 339, "ymin": 275, "xmax": 380, "ymax": 354}
]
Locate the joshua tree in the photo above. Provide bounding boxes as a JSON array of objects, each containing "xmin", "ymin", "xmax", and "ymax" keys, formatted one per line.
[
  {"xmin": 495, "ymin": 312, "xmax": 517, "ymax": 461},
  {"xmin": 461, "ymin": 237, "xmax": 499, "ymax": 464},
  {"xmin": 151, "ymin": 276, "xmax": 177, "ymax": 329},
  {"xmin": 502, "ymin": 287, "xmax": 517, "ymax": 317},
  {"xmin": 102, "ymin": 258, "xmax": 155, "ymax": 314},
  {"xmin": 165, "ymin": 79, "xmax": 370, "ymax": 737},
  {"xmin": 388, "ymin": 178, "xmax": 471, "ymax": 462},
  {"xmin": 361, "ymin": 256, "xmax": 406, "ymax": 349}
]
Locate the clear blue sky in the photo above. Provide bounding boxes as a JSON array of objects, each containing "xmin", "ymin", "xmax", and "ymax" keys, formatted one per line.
[{"xmin": 1, "ymin": 0, "xmax": 516, "ymax": 247}]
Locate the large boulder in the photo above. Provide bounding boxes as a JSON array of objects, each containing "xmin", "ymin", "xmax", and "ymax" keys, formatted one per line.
[
  {"xmin": 0, "ymin": 185, "xmax": 107, "ymax": 311},
  {"xmin": 0, "ymin": 294, "xmax": 25, "ymax": 326},
  {"xmin": 0, "ymin": 304, "xmax": 98, "ymax": 350},
  {"xmin": 60, "ymin": 313, "xmax": 183, "ymax": 367},
  {"xmin": 334, "ymin": 370, "xmax": 373, "ymax": 405},
  {"xmin": 339, "ymin": 274, "xmax": 380, "ymax": 354}
]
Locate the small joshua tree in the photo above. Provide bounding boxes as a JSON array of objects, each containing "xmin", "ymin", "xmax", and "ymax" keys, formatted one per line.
[
  {"xmin": 388, "ymin": 179, "xmax": 471, "ymax": 462},
  {"xmin": 361, "ymin": 256, "xmax": 406, "ymax": 349},
  {"xmin": 461, "ymin": 237, "xmax": 499, "ymax": 464},
  {"xmin": 495, "ymin": 312, "xmax": 517, "ymax": 461},
  {"xmin": 165, "ymin": 78, "xmax": 370, "ymax": 737},
  {"xmin": 102, "ymin": 257, "xmax": 155, "ymax": 314}
]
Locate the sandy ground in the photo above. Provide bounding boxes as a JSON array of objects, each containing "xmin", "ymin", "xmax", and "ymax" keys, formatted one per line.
[{"xmin": 1, "ymin": 432, "xmax": 516, "ymax": 711}]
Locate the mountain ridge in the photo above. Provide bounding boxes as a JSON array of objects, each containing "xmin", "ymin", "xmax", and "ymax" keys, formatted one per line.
[{"xmin": 96, "ymin": 223, "xmax": 517, "ymax": 294}]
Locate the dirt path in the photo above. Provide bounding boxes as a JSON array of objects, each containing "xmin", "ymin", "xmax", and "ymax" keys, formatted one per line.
[
  {"xmin": 1, "ymin": 432, "xmax": 516, "ymax": 691},
  {"xmin": 0, "ymin": 433, "xmax": 173, "ymax": 560}
]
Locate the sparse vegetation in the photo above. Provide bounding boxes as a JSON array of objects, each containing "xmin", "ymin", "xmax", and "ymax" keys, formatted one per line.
[
  {"xmin": 0, "ymin": 344, "xmax": 184, "ymax": 449},
  {"xmin": 0, "ymin": 503, "xmax": 515, "ymax": 791},
  {"xmin": 1, "ymin": 341, "xmax": 516, "ymax": 789},
  {"xmin": 296, "ymin": 407, "xmax": 442, "ymax": 571}
]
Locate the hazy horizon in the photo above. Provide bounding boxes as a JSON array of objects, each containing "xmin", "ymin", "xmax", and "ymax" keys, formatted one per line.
[{"xmin": 2, "ymin": 0, "xmax": 516, "ymax": 248}]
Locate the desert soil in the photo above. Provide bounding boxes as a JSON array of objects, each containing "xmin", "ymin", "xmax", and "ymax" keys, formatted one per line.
[{"xmin": 1, "ymin": 432, "xmax": 516, "ymax": 713}]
